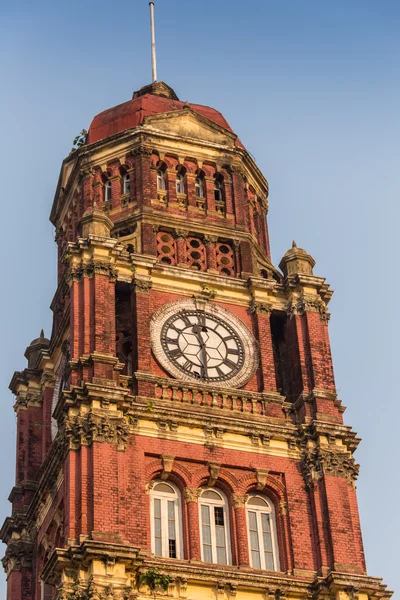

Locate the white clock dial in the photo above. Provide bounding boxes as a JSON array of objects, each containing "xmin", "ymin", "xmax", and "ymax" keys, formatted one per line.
[
  {"xmin": 161, "ymin": 310, "xmax": 244, "ymax": 382},
  {"xmin": 151, "ymin": 299, "xmax": 258, "ymax": 388}
]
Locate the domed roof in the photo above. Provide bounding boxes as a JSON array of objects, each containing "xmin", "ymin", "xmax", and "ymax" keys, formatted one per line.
[{"xmin": 87, "ymin": 81, "xmax": 242, "ymax": 146}]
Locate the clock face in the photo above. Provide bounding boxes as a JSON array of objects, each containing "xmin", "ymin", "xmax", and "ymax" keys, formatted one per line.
[
  {"xmin": 151, "ymin": 299, "xmax": 258, "ymax": 388},
  {"xmin": 161, "ymin": 310, "xmax": 245, "ymax": 382}
]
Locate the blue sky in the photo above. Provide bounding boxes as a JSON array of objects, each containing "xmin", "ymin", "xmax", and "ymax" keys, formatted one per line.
[{"xmin": 0, "ymin": 0, "xmax": 399, "ymax": 596}]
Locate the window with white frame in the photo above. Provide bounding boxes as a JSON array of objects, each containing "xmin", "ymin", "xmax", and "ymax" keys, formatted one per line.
[
  {"xmin": 176, "ymin": 172, "xmax": 185, "ymax": 194},
  {"xmin": 199, "ymin": 488, "xmax": 231, "ymax": 565},
  {"xmin": 41, "ymin": 581, "xmax": 53, "ymax": 600},
  {"xmin": 150, "ymin": 481, "xmax": 182, "ymax": 559},
  {"xmin": 246, "ymin": 494, "xmax": 280, "ymax": 571},
  {"xmin": 195, "ymin": 176, "xmax": 204, "ymax": 198},
  {"xmin": 123, "ymin": 173, "xmax": 130, "ymax": 194},
  {"xmin": 104, "ymin": 180, "xmax": 112, "ymax": 202},
  {"xmin": 157, "ymin": 169, "xmax": 166, "ymax": 190}
]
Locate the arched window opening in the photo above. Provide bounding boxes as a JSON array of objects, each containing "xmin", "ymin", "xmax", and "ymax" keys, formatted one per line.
[
  {"xmin": 150, "ymin": 481, "xmax": 183, "ymax": 559},
  {"xmin": 195, "ymin": 176, "xmax": 205, "ymax": 198},
  {"xmin": 104, "ymin": 180, "xmax": 112, "ymax": 203},
  {"xmin": 123, "ymin": 173, "xmax": 130, "ymax": 195},
  {"xmin": 214, "ymin": 179, "xmax": 223, "ymax": 202},
  {"xmin": 176, "ymin": 172, "xmax": 185, "ymax": 195},
  {"xmin": 157, "ymin": 169, "xmax": 166, "ymax": 191},
  {"xmin": 246, "ymin": 494, "xmax": 280, "ymax": 571},
  {"xmin": 199, "ymin": 488, "xmax": 231, "ymax": 566}
]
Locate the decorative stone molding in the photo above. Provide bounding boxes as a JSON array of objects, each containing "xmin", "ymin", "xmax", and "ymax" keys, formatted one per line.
[
  {"xmin": 286, "ymin": 295, "xmax": 330, "ymax": 324},
  {"xmin": 175, "ymin": 228, "xmax": 189, "ymax": 239},
  {"xmin": 255, "ymin": 468, "xmax": 270, "ymax": 490},
  {"xmin": 161, "ymin": 454, "xmax": 175, "ymax": 480},
  {"xmin": 204, "ymin": 235, "xmax": 219, "ymax": 245},
  {"xmin": 184, "ymin": 488, "xmax": 201, "ymax": 503},
  {"xmin": 65, "ymin": 413, "xmax": 130, "ymax": 450},
  {"xmin": 68, "ymin": 262, "xmax": 118, "ymax": 283},
  {"xmin": 232, "ymin": 494, "xmax": 249, "ymax": 509},
  {"xmin": 301, "ymin": 448, "xmax": 359, "ymax": 488},
  {"xmin": 132, "ymin": 279, "xmax": 152, "ymax": 293},
  {"xmin": 208, "ymin": 462, "xmax": 221, "ymax": 486},
  {"xmin": 249, "ymin": 300, "xmax": 272, "ymax": 316}
]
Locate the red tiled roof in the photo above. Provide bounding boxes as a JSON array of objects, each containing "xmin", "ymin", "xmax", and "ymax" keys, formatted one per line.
[{"xmin": 87, "ymin": 93, "xmax": 241, "ymax": 146}]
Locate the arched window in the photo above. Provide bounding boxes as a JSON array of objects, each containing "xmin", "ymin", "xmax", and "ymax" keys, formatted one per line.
[
  {"xmin": 195, "ymin": 176, "xmax": 204, "ymax": 198},
  {"xmin": 123, "ymin": 173, "xmax": 130, "ymax": 194},
  {"xmin": 157, "ymin": 169, "xmax": 166, "ymax": 191},
  {"xmin": 246, "ymin": 494, "xmax": 280, "ymax": 571},
  {"xmin": 150, "ymin": 481, "xmax": 182, "ymax": 559},
  {"xmin": 199, "ymin": 488, "xmax": 231, "ymax": 565},
  {"xmin": 214, "ymin": 179, "xmax": 223, "ymax": 202},
  {"xmin": 104, "ymin": 180, "xmax": 112, "ymax": 202},
  {"xmin": 176, "ymin": 172, "xmax": 185, "ymax": 194}
]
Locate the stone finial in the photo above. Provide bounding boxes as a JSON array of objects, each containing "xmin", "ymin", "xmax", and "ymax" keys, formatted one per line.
[
  {"xmin": 79, "ymin": 205, "xmax": 114, "ymax": 238},
  {"xmin": 279, "ymin": 242, "xmax": 316, "ymax": 278}
]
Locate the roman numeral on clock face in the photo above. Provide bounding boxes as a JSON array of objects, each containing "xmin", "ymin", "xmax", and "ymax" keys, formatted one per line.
[{"xmin": 169, "ymin": 348, "xmax": 182, "ymax": 358}]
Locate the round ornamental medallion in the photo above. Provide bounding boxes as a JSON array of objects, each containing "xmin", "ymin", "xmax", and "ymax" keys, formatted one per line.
[{"xmin": 151, "ymin": 299, "xmax": 258, "ymax": 388}]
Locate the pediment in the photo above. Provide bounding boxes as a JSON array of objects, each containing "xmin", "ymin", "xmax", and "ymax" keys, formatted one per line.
[{"xmin": 142, "ymin": 109, "xmax": 237, "ymax": 148}]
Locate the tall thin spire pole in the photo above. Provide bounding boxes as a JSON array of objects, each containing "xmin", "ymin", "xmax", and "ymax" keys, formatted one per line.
[{"xmin": 149, "ymin": 2, "xmax": 157, "ymax": 83}]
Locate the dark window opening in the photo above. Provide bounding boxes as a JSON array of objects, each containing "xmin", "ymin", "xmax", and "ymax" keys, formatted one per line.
[
  {"xmin": 169, "ymin": 539, "xmax": 177, "ymax": 558},
  {"xmin": 270, "ymin": 312, "xmax": 290, "ymax": 398},
  {"xmin": 214, "ymin": 506, "xmax": 224, "ymax": 526}
]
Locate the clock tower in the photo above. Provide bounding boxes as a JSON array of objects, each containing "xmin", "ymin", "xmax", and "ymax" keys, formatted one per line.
[{"xmin": 1, "ymin": 79, "xmax": 392, "ymax": 600}]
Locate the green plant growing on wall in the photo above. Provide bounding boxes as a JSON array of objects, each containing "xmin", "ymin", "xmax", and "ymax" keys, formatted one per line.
[
  {"xmin": 139, "ymin": 568, "xmax": 173, "ymax": 594},
  {"xmin": 71, "ymin": 129, "xmax": 88, "ymax": 152}
]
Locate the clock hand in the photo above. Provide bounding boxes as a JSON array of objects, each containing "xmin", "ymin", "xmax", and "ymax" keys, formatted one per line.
[{"xmin": 192, "ymin": 317, "xmax": 208, "ymax": 379}]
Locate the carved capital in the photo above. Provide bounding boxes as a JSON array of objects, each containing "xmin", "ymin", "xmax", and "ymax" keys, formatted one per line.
[
  {"xmin": 133, "ymin": 279, "xmax": 152, "ymax": 293},
  {"xmin": 286, "ymin": 294, "xmax": 330, "ymax": 324},
  {"xmin": 232, "ymin": 494, "xmax": 249, "ymax": 509},
  {"xmin": 301, "ymin": 448, "xmax": 359, "ymax": 488},
  {"xmin": 249, "ymin": 300, "xmax": 272, "ymax": 316},
  {"xmin": 204, "ymin": 235, "xmax": 219, "ymax": 246},
  {"xmin": 175, "ymin": 228, "xmax": 189, "ymax": 239},
  {"xmin": 65, "ymin": 414, "xmax": 130, "ymax": 451},
  {"xmin": 184, "ymin": 488, "xmax": 201, "ymax": 503}
]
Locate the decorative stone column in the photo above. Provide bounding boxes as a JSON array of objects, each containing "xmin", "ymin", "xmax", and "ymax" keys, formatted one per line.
[
  {"xmin": 204, "ymin": 235, "xmax": 218, "ymax": 273},
  {"xmin": 184, "ymin": 488, "xmax": 201, "ymax": 561},
  {"xmin": 232, "ymin": 494, "xmax": 249, "ymax": 566},
  {"xmin": 175, "ymin": 229, "xmax": 189, "ymax": 267}
]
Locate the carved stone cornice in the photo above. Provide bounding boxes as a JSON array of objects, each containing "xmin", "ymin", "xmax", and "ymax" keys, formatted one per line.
[
  {"xmin": 286, "ymin": 294, "xmax": 330, "ymax": 324},
  {"xmin": 301, "ymin": 448, "xmax": 359, "ymax": 488},
  {"xmin": 65, "ymin": 413, "xmax": 131, "ymax": 450}
]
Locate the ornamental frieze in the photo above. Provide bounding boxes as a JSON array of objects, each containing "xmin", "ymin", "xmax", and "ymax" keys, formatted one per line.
[
  {"xmin": 64, "ymin": 413, "xmax": 130, "ymax": 450},
  {"xmin": 301, "ymin": 448, "xmax": 359, "ymax": 488},
  {"xmin": 286, "ymin": 294, "xmax": 330, "ymax": 324}
]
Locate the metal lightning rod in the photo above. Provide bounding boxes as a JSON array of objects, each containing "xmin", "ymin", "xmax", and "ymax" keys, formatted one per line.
[{"xmin": 149, "ymin": 2, "xmax": 157, "ymax": 83}]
